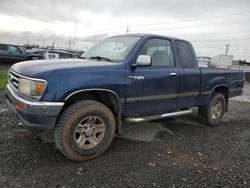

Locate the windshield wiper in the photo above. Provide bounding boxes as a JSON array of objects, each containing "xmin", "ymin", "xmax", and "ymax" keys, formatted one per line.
[{"xmin": 90, "ymin": 56, "xmax": 114, "ymax": 62}]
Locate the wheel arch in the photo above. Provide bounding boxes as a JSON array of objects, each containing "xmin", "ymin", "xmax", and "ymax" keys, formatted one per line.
[
  {"xmin": 209, "ymin": 85, "xmax": 229, "ymax": 111},
  {"xmin": 62, "ymin": 89, "xmax": 122, "ymax": 135}
]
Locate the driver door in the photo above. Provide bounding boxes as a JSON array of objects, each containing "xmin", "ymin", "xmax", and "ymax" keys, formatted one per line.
[{"xmin": 125, "ymin": 38, "xmax": 180, "ymax": 117}]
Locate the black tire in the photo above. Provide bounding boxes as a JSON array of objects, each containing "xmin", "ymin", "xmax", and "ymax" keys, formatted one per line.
[
  {"xmin": 198, "ymin": 92, "xmax": 226, "ymax": 126},
  {"xmin": 54, "ymin": 100, "xmax": 116, "ymax": 161}
]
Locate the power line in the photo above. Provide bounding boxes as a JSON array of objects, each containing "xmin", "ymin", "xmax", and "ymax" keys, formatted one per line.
[
  {"xmin": 180, "ymin": 31, "xmax": 250, "ymax": 37},
  {"xmin": 129, "ymin": 10, "xmax": 250, "ymax": 27},
  {"xmin": 130, "ymin": 19, "xmax": 250, "ymax": 33},
  {"xmin": 95, "ymin": 11, "xmax": 250, "ymax": 34},
  {"xmin": 191, "ymin": 38, "xmax": 250, "ymax": 42}
]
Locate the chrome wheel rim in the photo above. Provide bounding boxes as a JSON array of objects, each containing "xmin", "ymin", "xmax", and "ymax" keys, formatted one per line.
[
  {"xmin": 74, "ymin": 116, "xmax": 105, "ymax": 149},
  {"xmin": 211, "ymin": 100, "xmax": 222, "ymax": 120}
]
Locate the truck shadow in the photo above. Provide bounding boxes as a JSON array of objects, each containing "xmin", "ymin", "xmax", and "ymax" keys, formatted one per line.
[{"xmin": 120, "ymin": 112, "xmax": 211, "ymax": 142}]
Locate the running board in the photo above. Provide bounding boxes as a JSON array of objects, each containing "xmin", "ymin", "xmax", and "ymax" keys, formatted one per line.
[{"xmin": 124, "ymin": 109, "xmax": 193, "ymax": 123}]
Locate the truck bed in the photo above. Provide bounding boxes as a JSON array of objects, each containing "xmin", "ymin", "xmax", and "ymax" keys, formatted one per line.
[{"xmin": 200, "ymin": 67, "xmax": 244, "ymax": 99}]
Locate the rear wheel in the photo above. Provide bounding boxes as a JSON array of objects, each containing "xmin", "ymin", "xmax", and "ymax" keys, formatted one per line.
[
  {"xmin": 54, "ymin": 100, "xmax": 116, "ymax": 161},
  {"xmin": 198, "ymin": 93, "xmax": 226, "ymax": 126}
]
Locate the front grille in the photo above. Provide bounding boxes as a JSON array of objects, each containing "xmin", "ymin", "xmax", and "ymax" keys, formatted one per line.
[{"xmin": 8, "ymin": 71, "xmax": 20, "ymax": 91}]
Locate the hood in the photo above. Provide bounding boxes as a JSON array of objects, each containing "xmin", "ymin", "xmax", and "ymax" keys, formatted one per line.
[{"xmin": 11, "ymin": 59, "xmax": 116, "ymax": 78}]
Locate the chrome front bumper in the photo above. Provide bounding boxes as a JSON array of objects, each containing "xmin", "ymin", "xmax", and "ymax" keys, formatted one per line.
[{"xmin": 5, "ymin": 84, "xmax": 64, "ymax": 129}]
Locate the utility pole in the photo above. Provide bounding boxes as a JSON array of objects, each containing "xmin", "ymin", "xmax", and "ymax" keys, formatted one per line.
[
  {"xmin": 74, "ymin": 19, "xmax": 78, "ymax": 43},
  {"xmin": 69, "ymin": 35, "xmax": 71, "ymax": 50},
  {"xmin": 126, "ymin": 25, "xmax": 129, "ymax": 34},
  {"xmin": 42, "ymin": 39, "xmax": 45, "ymax": 48},
  {"xmin": 225, "ymin": 44, "xmax": 230, "ymax": 55},
  {"xmin": 52, "ymin": 41, "xmax": 55, "ymax": 50}
]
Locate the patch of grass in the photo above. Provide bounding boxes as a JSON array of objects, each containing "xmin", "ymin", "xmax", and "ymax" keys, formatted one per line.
[{"xmin": 0, "ymin": 70, "xmax": 8, "ymax": 89}]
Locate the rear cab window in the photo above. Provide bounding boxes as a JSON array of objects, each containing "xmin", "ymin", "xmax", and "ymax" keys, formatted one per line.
[{"xmin": 175, "ymin": 40, "xmax": 195, "ymax": 68}]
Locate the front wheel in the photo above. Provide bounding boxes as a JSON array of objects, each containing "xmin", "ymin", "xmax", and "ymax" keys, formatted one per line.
[
  {"xmin": 54, "ymin": 100, "xmax": 116, "ymax": 161},
  {"xmin": 198, "ymin": 93, "xmax": 226, "ymax": 126}
]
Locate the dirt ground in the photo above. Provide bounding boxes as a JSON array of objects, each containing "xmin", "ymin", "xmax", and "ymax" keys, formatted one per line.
[{"xmin": 0, "ymin": 89, "xmax": 249, "ymax": 188}]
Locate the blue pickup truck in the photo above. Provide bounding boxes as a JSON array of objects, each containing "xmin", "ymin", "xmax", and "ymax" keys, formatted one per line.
[{"xmin": 5, "ymin": 34, "xmax": 244, "ymax": 161}]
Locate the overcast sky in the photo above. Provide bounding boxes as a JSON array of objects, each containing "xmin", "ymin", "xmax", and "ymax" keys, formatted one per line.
[{"xmin": 0, "ymin": 0, "xmax": 249, "ymax": 60}]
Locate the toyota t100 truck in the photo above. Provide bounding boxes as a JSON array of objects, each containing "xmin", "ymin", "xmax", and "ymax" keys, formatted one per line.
[{"xmin": 6, "ymin": 34, "xmax": 244, "ymax": 161}]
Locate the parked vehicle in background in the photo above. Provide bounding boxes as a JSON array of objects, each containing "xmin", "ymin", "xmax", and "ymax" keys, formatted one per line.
[
  {"xmin": 27, "ymin": 48, "xmax": 46, "ymax": 57},
  {"xmin": 44, "ymin": 50, "xmax": 79, "ymax": 60},
  {"xmin": 5, "ymin": 34, "xmax": 244, "ymax": 161},
  {"xmin": 0, "ymin": 44, "xmax": 42, "ymax": 64}
]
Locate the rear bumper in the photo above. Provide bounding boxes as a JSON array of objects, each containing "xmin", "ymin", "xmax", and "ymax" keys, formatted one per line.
[{"xmin": 5, "ymin": 84, "xmax": 64, "ymax": 129}]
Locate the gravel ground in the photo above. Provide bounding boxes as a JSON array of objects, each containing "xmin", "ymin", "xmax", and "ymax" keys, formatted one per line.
[{"xmin": 0, "ymin": 89, "xmax": 250, "ymax": 188}]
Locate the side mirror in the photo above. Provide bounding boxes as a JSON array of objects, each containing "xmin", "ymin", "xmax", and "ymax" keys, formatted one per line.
[{"xmin": 133, "ymin": 55, "xmax": 152, "ymax": 67}]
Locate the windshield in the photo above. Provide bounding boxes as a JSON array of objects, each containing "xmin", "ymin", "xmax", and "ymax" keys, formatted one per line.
[{"xmin": 81, "ymin": 36, "xmax": 141, "ymax": 62}]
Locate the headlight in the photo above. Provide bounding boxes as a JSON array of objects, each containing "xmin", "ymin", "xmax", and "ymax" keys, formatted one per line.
[{"xmin": 18, "ymin": 78, "xmax": 46, "ymax": 97}]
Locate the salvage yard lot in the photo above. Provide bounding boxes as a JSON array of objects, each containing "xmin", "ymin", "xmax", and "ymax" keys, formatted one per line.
[{"xmin": 0, "ymin": 89, "xmax": 250, "ymax": 187}]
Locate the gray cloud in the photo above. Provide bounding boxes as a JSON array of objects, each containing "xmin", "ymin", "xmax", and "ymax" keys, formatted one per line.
[
  {"xmin": 0, "ymin": 0, "xmax": 249, "ymax": 61},
  {"xmin": 0, "ymin": 31, "xmax": 66, "ymax": 41},
  {"xmin": 0, "ymin": 0, "xmax": 249, "ymax": 23},
  {"xmin": 81, "ymin": 34, "xmax": 107, "ymax": 42},
  {"xmin": 0, "ymin": 31, "xmax": 106, "ymax": 47}
]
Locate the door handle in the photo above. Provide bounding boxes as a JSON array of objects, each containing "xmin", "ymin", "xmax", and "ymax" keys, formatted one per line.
[{"xmin": 170, "ymin": 72, "xmax": 177, "ymax": 76}]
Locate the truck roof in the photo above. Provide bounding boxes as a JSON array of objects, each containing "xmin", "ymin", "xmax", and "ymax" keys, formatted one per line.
[{"xmin": 113, "ymin": 33, "xmax": 188, "ymax": 42}]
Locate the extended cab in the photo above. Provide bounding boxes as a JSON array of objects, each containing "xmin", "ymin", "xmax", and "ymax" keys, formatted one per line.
[{"xmin": 5, "ymin": 34, "xmax": 244, "ymax": 161}]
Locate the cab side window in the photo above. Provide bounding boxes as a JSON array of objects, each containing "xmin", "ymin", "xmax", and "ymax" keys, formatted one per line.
[
  {"xmin": 139, "ymin": 38, "xmax": 175, "ymax": 67},
  {"xmin": 9, "ymin": 46, "xmax": 21, "ymax": 53},
  {"xmin": 176, "ymin": 40, "xmax": 195, "ymax": 68}
]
